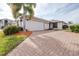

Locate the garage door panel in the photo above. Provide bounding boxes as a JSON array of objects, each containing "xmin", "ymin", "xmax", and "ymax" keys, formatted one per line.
[{"xmin": 25, "ymin": 20, "xmax": 44, "ymax": 31}]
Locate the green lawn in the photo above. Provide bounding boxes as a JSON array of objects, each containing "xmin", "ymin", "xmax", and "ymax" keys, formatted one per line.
[{"xmin": 0, "ymin": 31, "xmax": 26, "ymax": 56}]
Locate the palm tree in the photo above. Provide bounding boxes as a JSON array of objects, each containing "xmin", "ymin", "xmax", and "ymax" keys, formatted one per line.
[{"xmin": 8, "ymin": 3, "xmax": 36, "ymax": 31}]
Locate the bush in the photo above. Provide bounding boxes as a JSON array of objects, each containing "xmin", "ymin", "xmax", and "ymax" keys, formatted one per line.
[
  {"xmin": 3, "ymin": 25, "xmax": 20, "ymax": 35},
  {"xmin": 70, "ymin": 24, "xmax": 79, "ymax": 32},
  {"xmin": 70, "ymin": 25, "xmax": 75, "ymax": 32},
  {"xmin": 75, "ymin": 25, "xmax": 79, "ymax": 32},
  {"xmin": 18, "ymin": 27, "xmax": 28, "ymax": 31}
]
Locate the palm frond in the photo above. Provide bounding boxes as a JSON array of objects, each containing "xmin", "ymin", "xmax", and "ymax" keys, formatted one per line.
[{"xmin": 8, "ymin": 3, "xmax": 22, "ymax": 19}]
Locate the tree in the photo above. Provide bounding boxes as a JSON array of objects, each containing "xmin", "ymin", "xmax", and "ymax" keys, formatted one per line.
[
  {"xmin": 8, "ymin": 3, "xmax": 36, "ymax": 31},
  {"xmin": 68, "ymin": 21, "xmax": 73, "ymax": 25}
]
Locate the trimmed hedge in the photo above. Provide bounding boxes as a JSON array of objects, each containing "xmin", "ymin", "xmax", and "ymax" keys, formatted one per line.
[
  {"xmin": 70, "ymin": 24, "xmax": 79, "ymax": 32},
  {"xmin": 3, "ymin": 25, "xmax": 20, "ymax": 35}
]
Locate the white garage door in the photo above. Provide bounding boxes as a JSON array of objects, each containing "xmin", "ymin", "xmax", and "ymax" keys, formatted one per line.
[{"xmin": 25, "ymin": 20, "xmax": 44, "ymax": 31}]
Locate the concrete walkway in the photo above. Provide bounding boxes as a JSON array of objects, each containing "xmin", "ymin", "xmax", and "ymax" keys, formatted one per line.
[{"xmin": 7, "ymin": 30, "xmax": 79, "ymax": 56}]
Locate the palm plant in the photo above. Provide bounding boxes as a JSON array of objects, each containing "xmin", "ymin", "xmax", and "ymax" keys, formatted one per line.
[{"xmin": 8, "ymin": 3, "xmax": 36, "ymax": 31}]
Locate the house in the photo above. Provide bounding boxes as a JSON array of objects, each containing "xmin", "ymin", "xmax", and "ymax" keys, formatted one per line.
[
  {"xmin": 17, "ymin": 16, "xmax": 68, "ymax": 31},
  {"xmin": 0, "ymin": 18, "xmax": 15, "ymax": 28},
  {"xmin": 49, "ymin": 20, "xmax": 68, "ymax": 30}
]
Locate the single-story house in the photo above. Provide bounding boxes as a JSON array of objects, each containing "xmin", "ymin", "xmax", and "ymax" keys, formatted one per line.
[
  {"xmin": 0, "ymin": 18, "xmax": 15, "ymax": 28},
  {"xmin": 17, "ymin": 16, "xmax": 68, "ymax": 31}
]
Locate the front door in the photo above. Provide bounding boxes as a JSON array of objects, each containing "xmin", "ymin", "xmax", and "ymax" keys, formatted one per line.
[
  {"xmin": 53, "ymin": 22, "xmax": 57, "ymax": 28},
  {"xmin": 4, "ymin": 20, "xmax": 8, "ymax": 26}
]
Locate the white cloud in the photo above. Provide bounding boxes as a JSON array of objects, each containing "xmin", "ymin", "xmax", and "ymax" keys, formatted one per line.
[
  {"xmin": 0, "ymin": 3, "xmax": 79, "ymax": 23},
  {"xmin": 35, "ymin": 3, "xmax": 79, "ymax": 23},
  {"xmin": 0, "ymin": 3, "xmax": 14, "ymax": 20}
]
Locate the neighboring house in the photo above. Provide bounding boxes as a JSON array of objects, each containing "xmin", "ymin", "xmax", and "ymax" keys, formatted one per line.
[
  {"xmin": 49, "ymin": 20, "xmax": 68, "ymax": 30},
  {"xmin": 17, "ymin": 16, "xmax": 68, "ymax": 31},
  {"xmin": 0, "ymin": 18, "xmax": 15, "ymax": 28}
]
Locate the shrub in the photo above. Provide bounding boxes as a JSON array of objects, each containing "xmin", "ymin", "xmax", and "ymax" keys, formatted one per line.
[
  {"xmin": 70, "ymin": 25, "xmax": 75, "ymax": 32},
  {"xmin": 70, "ymin": 24, "xmax": 79, "ymax": 32},
  {"xmin": 3, "ymin": 25, "xmax": 20, "ymax": 35},
  {"xmin": 75, "ymin": 25, "xmax": 79, "ymax": 32},
  {"xmin": 18, "ymin": 27, "xmax": 28, "ymax": 31}
]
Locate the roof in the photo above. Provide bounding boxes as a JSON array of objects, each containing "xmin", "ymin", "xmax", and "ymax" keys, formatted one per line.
[
  {"xmin": 18, "ymin": 16, "xmax": 50, "ymax": 24},
  {"xmin": 31, "ymin": 16, "xmax": 50, "ymax": 23},
  {"xmin": 18, "ymin": 15, "xmax": 67, "ymax": 24},
  {"xmin": 50, "ymin": 19, "xmax": 67, "ymax": 24}
]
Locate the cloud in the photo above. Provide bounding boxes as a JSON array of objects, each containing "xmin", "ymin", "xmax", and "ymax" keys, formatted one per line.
[
  {"xmin": 0, "ymin": 3, "xmax": 14, "ymax": 19},
  {"xmin": 0, "ymin": 3, "xmax": 79, "ymax": 23},
  {"xmin": 35, "ymin": 3, "xmax": 79, "ymax": 23}
]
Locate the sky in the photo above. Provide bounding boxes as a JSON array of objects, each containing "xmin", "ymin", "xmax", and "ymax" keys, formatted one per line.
[{"xmin": 0, "ymin": 3, "xmax": 79, "ymax": 23}]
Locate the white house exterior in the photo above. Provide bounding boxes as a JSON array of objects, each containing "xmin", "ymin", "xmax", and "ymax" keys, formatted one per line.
[
  {"xmin": 49, "ymin": 20, "xmax": 67, "ymax": 30},
  {"xmin": 18, "ymin": 16, "xmax": 49, "ymax": 31},
  {"xmin": 0, "ymin": 19, "xmax": 15, "ymax": 28},
  {"xmin": 17, "ymin": 16, "xmax": 68, "ymax": 31}
]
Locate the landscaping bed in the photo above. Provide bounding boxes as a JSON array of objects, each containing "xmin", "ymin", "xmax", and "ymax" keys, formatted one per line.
[
  {"xmin": 0, "ymin": 31, "xmax": 32, "ymax": 56},
  {"xmin": 15, "ymin": 31, "xmax": 32, "ymax": 37},
  {"xmin": 0, "ymin": 25, "xmax": 32, "ymax": 55},
  {"xmin": 65, "ymin": 24, "xmax": 79, "ymax": 33}
]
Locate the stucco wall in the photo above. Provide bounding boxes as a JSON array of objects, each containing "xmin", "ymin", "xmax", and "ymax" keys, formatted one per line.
[
  {"xmin": 57, "ymin": 22, "xmax": 63, "ymax": 29},
  {"xmin": 0, "ymin": 20, "xmax": 3, "ymax": 28},
  {"xmin": 44, "ymin": 23, "xmax": 49, "ymax": 29},
  {"xmin": 18, "ymin": 20, "xmax": 50, "ymax": 31}
]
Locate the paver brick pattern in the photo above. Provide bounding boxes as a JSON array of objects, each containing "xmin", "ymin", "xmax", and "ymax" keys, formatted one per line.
[{"xmin": 7, "ymin": 30, "xmax": 79, "ymax": 56}]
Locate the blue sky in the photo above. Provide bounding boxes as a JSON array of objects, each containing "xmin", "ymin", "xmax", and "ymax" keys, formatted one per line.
[
  {"xmin": 35, "ymin": 3, "xmax": 79, "ymax": 23},
  {"xmin": 0, "ymin": 3, "xmax": 79, "ymax": 23}
]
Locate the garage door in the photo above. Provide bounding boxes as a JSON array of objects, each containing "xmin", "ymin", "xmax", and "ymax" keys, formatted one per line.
[{"xmin": 25, "ymin": 20, "xmax": 44, "ymax": 31}]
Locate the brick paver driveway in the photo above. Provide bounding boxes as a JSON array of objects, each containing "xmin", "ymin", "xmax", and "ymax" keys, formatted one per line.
[{"xmin": 7, "ymin": 30, "xmax": 79, "ymax": 56}]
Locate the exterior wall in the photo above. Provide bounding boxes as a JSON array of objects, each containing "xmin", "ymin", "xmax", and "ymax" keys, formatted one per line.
[
  {"xmin": 0, "ymin": 20, "xmax": 4, "ymax": 28},
  {"xmin": 49, "ymin": 23, "xmax": 53, "ymax": 29},
  {"xmin": 0, "ymin": 19, "xmax": 15, "ymax": 29},
  {"xmin": 18, "ymin": 20, "xmax": 23, "ymax": 27},
  {"xmin": 18, "ymin": 19, "xmax": 65, "ymax": 31},
  {"xmin": 19, "ymin": 20, "xmax": 45, "ymax": 31},
  {"xmin": 57, "ymin": 22, "xmax": 63, "ymax": 29},
  {"xmin": 44, "ymin": 23, "xmax": 49, "ymax": 29}
]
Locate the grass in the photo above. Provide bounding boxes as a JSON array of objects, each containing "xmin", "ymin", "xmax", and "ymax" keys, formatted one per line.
[{"xmin": 0, "ymin": 31, "xmax": 26, "ymax": 56}]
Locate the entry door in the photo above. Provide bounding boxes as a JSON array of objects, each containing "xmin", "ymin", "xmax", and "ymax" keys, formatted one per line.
[
  {"xmin": 4, "ymin": 20, "xmax": 8, "ymax": 26},
  {"xmin": 53, "ymin": 22, "xmax": 57, "ymax": 28}
]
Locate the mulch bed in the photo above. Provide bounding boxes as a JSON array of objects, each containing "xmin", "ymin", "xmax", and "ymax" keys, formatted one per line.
[{"xmin": 15, "ymin": 31, "xmax": 32, "ymax": 37}]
